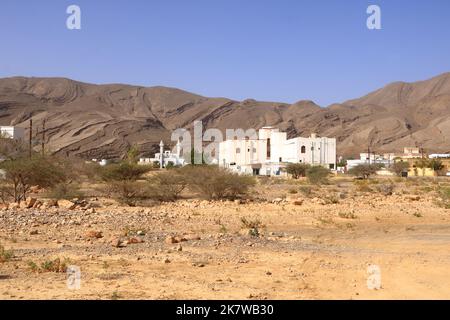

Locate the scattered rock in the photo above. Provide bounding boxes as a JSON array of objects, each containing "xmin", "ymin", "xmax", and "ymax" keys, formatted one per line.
[
  {"xmin": 110, "ymin": 237, "xmax": 122, "ymax": 248},
  {"xmin": 58, "ymin": 199, "xmax": 77, "ymax": 210},
  {"xmin": 85, "ymin": 231, "xmax": 103, "ymax": 239},
  {"xmin": 128, "ymin": 237, "xmax": 144, "ymax": 244},
  {"xmin": 26, "ymin": 198, "xmax": 37, "ymax": 209},
  {"xmin": 165, "ymin": 236, "xmax": 178, "ymax": 244},
  {"xmin": 291, "ymin": 199, "xmax": 304, "ymax": 206}
]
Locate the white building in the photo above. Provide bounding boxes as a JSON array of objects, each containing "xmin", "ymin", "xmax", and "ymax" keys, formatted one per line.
[
  {"xmin": 346, "ymin": 153, "xmax": 393, "ymax": 170},
  {"xmin": 218, "ymin": 127, "xmax": 336, "ymax": 176},
  {"xmin": 0, "ymin": 126, "xmax": 25, "ymax": 140},
  {"xmin": 139, "ymin": 140, "xmax": 186, "ymax": 167},
  {"xmin": 429, "ymin": 154, "xmax": 450, "ymax": 159}
]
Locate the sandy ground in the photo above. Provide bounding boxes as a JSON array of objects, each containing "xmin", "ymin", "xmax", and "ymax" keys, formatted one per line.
[{"xmin": 1, "ymin": 177, "xmax": 449, "ymax": 300}]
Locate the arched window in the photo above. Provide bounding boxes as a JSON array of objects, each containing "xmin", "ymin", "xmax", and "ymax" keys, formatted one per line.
[
  {"xmin": 301, "ymin": 146, "xmax": 306, "ymax": 154},
  {"xmin": 236, "ymin": 148, "xmax": 241, "ymax": 154}
]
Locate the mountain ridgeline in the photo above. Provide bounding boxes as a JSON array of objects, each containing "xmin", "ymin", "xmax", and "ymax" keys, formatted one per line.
[{"xmin": 1, "ymin": 73, "xmax": 450, "ymax": 159}]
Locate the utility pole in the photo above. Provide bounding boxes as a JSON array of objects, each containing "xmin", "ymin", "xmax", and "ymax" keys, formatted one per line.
[
  {"xmin": 41, "ymin": 119, "xmax": 46, "ymax": 156},
  {"xmin": 29, "ymin": 118, "xmax": 33, "ymax": 159}
]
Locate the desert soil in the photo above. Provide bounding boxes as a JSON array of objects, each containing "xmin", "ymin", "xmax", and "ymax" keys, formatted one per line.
[{"xmin": 1, "ymin": 177, "xmax": 449, "ymax": 300}]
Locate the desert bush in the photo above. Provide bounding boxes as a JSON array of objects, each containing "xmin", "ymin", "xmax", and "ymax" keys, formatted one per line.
[
  {"xmin": 298, "ymin": 185, "xmax": 313, "ymax": 197},
  {"xmin": 98, "ymin": 162, "xmax": 153, "ymax": 205},
  {"xmin": 354, "ymin": 180, "xmax": 373, "ymax": 193},
  {"xmin": 182, "ymin": 166, "xmax": 256, "ymax": 200},
  {"xmin": 376, "ymin": 184, "xmax": 394, "ymax": 196},
  {"xmin": 45, "ymin": 182, "xmax": 85, "ymax": 200},
  {"xmin": 0, "ymin": 156, "xmax": 69, "ymax": 202},
  {"xmin": 338, "ymin": 211, "xmax": 358, "ymax": 219},
  {"xmin": 306, "ymin": 166, "xmax": 330, "ymax": 185},
  {"xmin": 437, "ymin": 187, "xmax": 450, "ymax": 209},
  {"xmin": 390, "ymin": 161, "xmax": 410, "ymax": 176},
  {"xmin": 285, "ymin": 163, "xmax": 311, "ymax": 179},
  {"xmin": 0, "ymin": 243, "xmax": 14, "ymax": 263},
  {"xmin": 322, "ymin": 194, "xmax": 339, "ymax": 204},
  {"xmin": 99, "ymin": 162, "xmax": 152, "ymax": 182},
  {"xmin": 146, "ymin": 170, "xmax": 187, "ymax": 201},
  {"xmin": 348, "ymin": 164, "xmax": 380, "ymax": 179},
  {"xmin": 240, "ymin": 217, "xmax": 265, "ymax": 237},
  {"xmin": 106, "ymin": 180, "xmax": 148, "ymax": 206},
  {"xmin": 429, "ymin": 159, "xmax": 444, "ymax": 171},
  {"xmin": 28, "ymin": 258, "xmax": 68, "ymax": 273}
]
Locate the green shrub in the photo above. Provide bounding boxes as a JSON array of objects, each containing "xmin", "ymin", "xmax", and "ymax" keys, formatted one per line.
[
  {"xmin": 240, "ymin": 217, "xmax": 265, "ymax": 237},
  {"xmin": 0, "ymin": 243, "xmax": 14, "ymax": 263},
  {"xmin": 106, "ymin": 180, "xmax": 148, "ymax": 206},
  {"xmin": 306, "ymin": 166, "xmax": 330, "ymax": 185},
  {"xmin": 28, "ymin": 258, "xmax": 68, "ymax": 273},
  {"xmin": 146, "ymin": 170, "xmax": 187, "ymax": 201},
  {"xmin": 99, "ymin": 162, "xmax": 152, "ymax": 182},
  {"xmin": 182, "ymin": 166, "xmax": 256, "ymax": 200},
  {"xmin": 45, "ymin": 182, "xmax": 85, "ymax": 200},
  {"xmin": 348, "ymin": 164, "xmax": 380, "ymax": 179},
  {"xmin": 0, "ymin": 156, "xmax": 69, "ymax": 202},
  {"xmin": 285, "ymin": 163, "xmax": 311, "ymax": 179}
]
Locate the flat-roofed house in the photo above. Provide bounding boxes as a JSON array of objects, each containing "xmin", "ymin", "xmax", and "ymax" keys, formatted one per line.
[{"xmin": 218, "ymin": 127, "xmax": 336, "ymax": 176}]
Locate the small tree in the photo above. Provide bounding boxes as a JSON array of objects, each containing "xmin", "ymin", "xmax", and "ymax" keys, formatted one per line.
[
  {"xmin": 390, "ymin": 161, "xmax": 410, "ymax": 177},
  {"xmin": 348, "ymin": 164, "xmax": 379, "ymax": 179},
  {"xmin": 306, "ymin": 166, "xmax": 330, "ymax": 185},
  {"xmin": 428, "ymin": 159, "xmax": 444, "ymax": 172},
  {"xmin": 99, "ymin": 162, "xmax": 151, "ymax": 182},
  {"xmin": 285, "ymin": 163, "xmax": 311, "ymax": 179},
  {"xmin": 126, "ymin": 145, "xmax": 140, "ymax": 164},
  {"xmin": 0, "ymin": 156, "xmax": 68, "ymax": 202},
  {"xmin": 337, "ymin": 159, "xmax": 347, "ymax": 168}
]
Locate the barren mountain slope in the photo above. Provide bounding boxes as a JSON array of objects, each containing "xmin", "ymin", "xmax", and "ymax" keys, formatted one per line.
[{"xmin": 0, "ymin": 73, "xmax": 449, "ymax": 159}]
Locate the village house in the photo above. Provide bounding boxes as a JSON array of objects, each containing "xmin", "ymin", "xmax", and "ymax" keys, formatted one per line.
[
  {"xmin": 0, "ymin": 126, "xmax": 25, "ymax": 140},
  {"xmin": 218, "ymin": 127, "xmax": 336, "ymax": 176}
]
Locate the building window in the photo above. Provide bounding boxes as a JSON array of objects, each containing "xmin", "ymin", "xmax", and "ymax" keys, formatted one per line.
[
  {"xmin": 267, "ymin": 138, "xmax": 271, "ymax": 159},
  {"xmin": 301, "ymin": 146, "xmax": 306, "ymax": 154},
  {"xmin": 253, "ymin": 148, "xmax": 257, "ymax": 153},
  {"xmin": 279, "ymin": 157, "xmax": 282, "ymax": 162},
  {"xmin": 236, "ymin": 148, "xmax": 241, "ymax": 154}
]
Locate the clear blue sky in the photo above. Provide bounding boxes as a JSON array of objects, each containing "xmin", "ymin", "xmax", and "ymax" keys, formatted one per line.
[{"xmin": 1, "ymin": 0, "xmax": 450, "ymax": 106}]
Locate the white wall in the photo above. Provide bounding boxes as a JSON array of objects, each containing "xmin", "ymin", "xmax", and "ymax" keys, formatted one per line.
[
  {"xmin": 218, "ymin": 128, "xmax": 337, "ymax": 174},
  {"xmin": 0, "ymin": 126, "xmax": 25, "ymax": 140}
]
